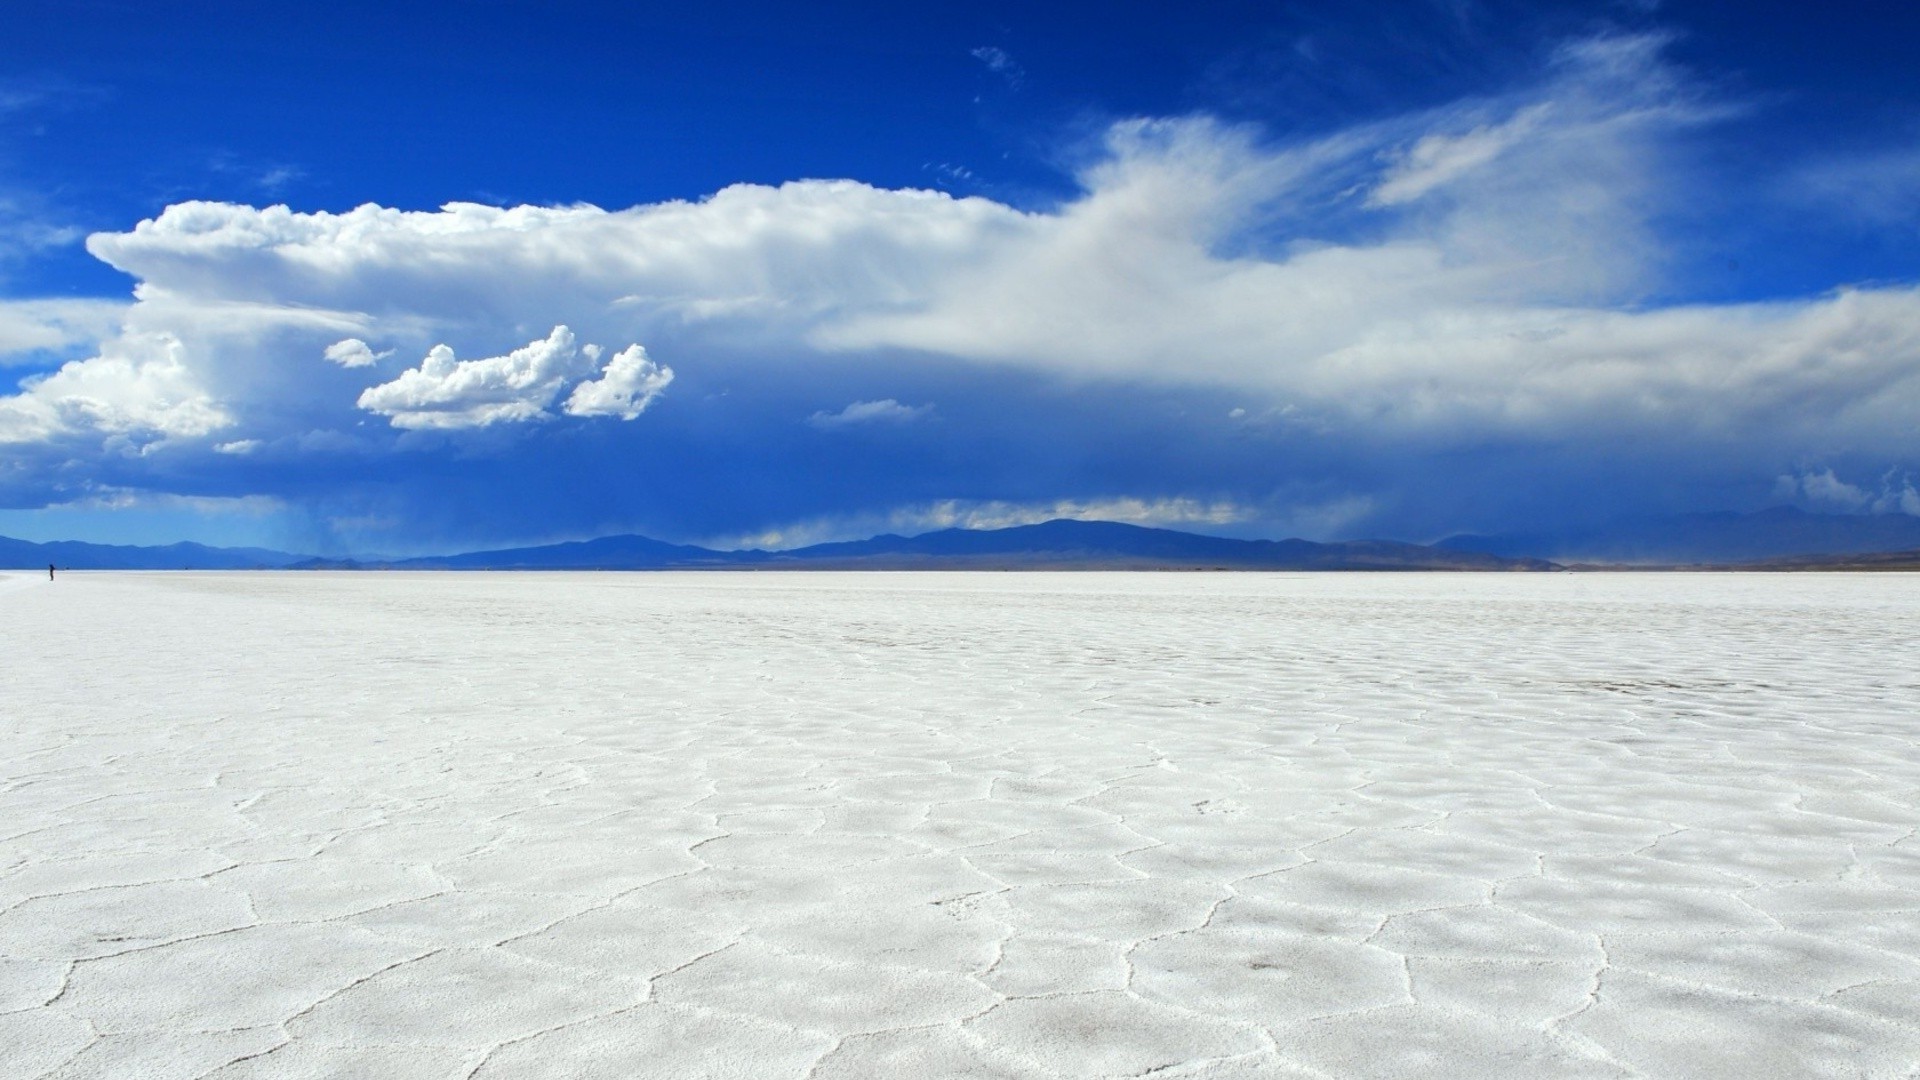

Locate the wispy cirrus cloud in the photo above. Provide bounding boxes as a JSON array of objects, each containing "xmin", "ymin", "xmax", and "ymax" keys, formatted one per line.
[
  {"xmin": 807, "ymin": 398, "xmax": 932, "ymax": 429},
  {"xmin": 0, "ymin": 298, "xmax": 126, "ymax": 365},
  {"xmin": 971, "ymin": 45, "xmax": 1026, "ymax": 89},
  {"xmin": 1788, "ymin": 146, "xmax": 1920, "ymax": 228},
  {"xmin": 1370, "ymin": 103, "xmax": 1551, "ymax": 205}
]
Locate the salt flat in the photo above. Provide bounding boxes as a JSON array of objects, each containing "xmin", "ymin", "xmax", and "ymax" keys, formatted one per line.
[{"xmin": 1, "ymin": 570, "xmax": 1916, "ymax": 1079}]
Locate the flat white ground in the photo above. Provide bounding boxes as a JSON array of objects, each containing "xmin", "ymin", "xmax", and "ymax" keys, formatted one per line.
[{"xmin": 2, "ymin": 571, "xmax": 1917, "ymax": 1079}]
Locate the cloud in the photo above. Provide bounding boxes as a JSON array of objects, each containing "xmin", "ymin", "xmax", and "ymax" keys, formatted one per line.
[
  {"xmin": 563, "ymin": 343, "xmax": 673, "ymax": 420},
  {"xmin": 88, "ymin": 184, "xmax": 1022, "ymax": 338},
  {"xmin": 357, "ymin": 325, "xmax": 669, "ymax": 430},
  {"xmin": 1790, "ymin": 146, "xmax": 1920, "ymax": 228},
  {"xmin": 807, "ymin": 398, "xmax": 931, "ymax": 429},
  {"xmin": 356, "ymin": 327, "xmax": 593, "ymax": 429},
  {"xmin": 1799, "ymin": 468, "xmax": 1871, "ymax": 511},
  {"xmin": 0, "ymin": 215, "xmax": 83, "ymax": 259},
  {"xmin": 971, "ymin": 46, "xmax": 1026, "ymax": 88},
  {"xmin": 0, "ymin": 488, "xmax": 290, "ymax": 548},
  {"xmin": 0, "ymin": 193, "xmax": 88, "ymax": 269},
  {"xmin": 0, "ymin": 298, "xmax": 126, "ymax": 364},
  {"xmin": 0, "ymin": 177, "xmax": 1020, "ymax": 448},
  {"xmin": 257, "ymin": 166, "xmax": 303, "ymax": 193},
  {"xmin": 0, "ymin": 331, "xmax": 228, "ymax": 447},
  {"xmin": 0, "ymin": 75, "xmax": 107, "ymax": 117},
  {"xmin": 0, "ymin": 32, "xmax": 1915, "ymax": 545},
  {"xmin": 1776, "ymin": 468, "xmax": 1920, "ymax": 515},
  {"xmin": 322, "ymin": 338, "xmax": 392, "ymax": 368},
  {"xmin": 724, "ymin": 495, "xmax": 1258, "ymax": 550},
  {"xmin": 202, "ymin": 152, "xmax": 306, "ymax": 196},
  {"xmin": 1370, "ymin": 103, "xmax": 1550, "ymax": 206}
]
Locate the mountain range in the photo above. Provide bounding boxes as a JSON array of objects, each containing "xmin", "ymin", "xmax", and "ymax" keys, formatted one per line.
[
  {"xmin": 378, "ymin": 520, "xmax": 1550, "ymax": 571},
  {"xmin": 1437, "ymin": 506, "xmax": 1920, "ymax": 564},
  {"xmin": 7, "ymin": 519, "xmax": 1545, "ymax": 572},
  {"xmin": 6, "ymin": 508, "xmax": 1919, "ymax": 572},
  {"xmin": 0, "ymin": 534, "xmax": 306, "ymax": 571}
]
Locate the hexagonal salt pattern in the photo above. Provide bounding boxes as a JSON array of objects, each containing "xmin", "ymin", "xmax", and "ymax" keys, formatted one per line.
[{"xmin": 3, "ymin": 570, "xmax": 1917, "ymax": 1077}]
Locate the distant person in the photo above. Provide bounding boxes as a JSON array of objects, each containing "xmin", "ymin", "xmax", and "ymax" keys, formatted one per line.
[{"xmin": 48, "ymin": 563, "xmax": 55, "ymax": 581}]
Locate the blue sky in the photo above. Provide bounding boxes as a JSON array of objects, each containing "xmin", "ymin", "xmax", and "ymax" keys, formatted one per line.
[{"xmin": 2, "ymin": 0, "xmax": 1918, "ymax": 553}]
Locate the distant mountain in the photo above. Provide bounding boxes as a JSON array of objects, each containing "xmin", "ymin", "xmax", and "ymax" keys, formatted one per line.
[
  {"xmin": 392, "ymin": 533, "xmax": 755, "ymax": 570},
  {"xmin": 0, "ymin": 534, "xmax": 308, "ymax": 570},
  {"xmin": 19, "ymin": 511, "xmax": 1920, "ymax": 572},
  {"xmin": 1438, "ymin": 507, "xmax": 1920, "ymax": 565},
  {"xmin": 386, "ymin": 519, "xmax": 1554, "ymax": 572},
  {"xmin": 1, "ymin": 522, "xmax": 1550, "ymax": 572},
  {"xmin": 762, "ymin": 519, "xmax": 1553, "ymax": 570},
  {"xmin": 1708, "ymin": 548, "xmax": 1920, "ymax": 572}
]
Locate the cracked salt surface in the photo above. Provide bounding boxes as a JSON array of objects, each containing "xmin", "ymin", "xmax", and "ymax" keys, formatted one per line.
[{"xmin": 2, "ymin": 570, "xmax": 1918, "ymax": 1078}]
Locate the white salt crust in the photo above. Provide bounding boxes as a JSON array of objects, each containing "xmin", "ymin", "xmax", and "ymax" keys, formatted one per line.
[{"xmin": 1, "ymin": 570, "xmax": 1916, "ymax": 1078}]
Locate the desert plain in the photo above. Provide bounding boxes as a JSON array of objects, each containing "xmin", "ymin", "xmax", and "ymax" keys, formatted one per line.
[{"xmin": 1, "ymin": 570, "xmax": 1917, "ymax": 1078}]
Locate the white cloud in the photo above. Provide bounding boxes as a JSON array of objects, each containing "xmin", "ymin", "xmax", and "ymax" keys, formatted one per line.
[
  {"xmin": 0, "ymin": 331, "xmax": 229, "ymax": 447},
  {"xmin": 1799, "ymin": 468, "xmax": 1871, "ymax": 511},
  {"xmin": 807, "ymin": 398, "xmax": 931, "ymax": 429},
  {"xmin": 87, "ymin": 183, "xmax": 1021, "ymax": 337},
  {"xmin": 971, "ymin": 46, "xmax": 1025, "ymax": 87},
  {"xmin": 1370, "ymin": 104, "xmax": 1550, "ymax": 206},
  {"xmin": 0, "ymin": 298, "xmax": 126, "ymax": 364},
  {"xmin": 257, "ymin": 166, "xmax": 302, "ymax": 192},
  {"xmin": 722, "ymin": 495, "xmax": 1259, "ymax": 550},
  {"xmin": 0, "ymin": 178, "xmax": 1015, "ymax": 447},
  {"xmin": 563, "ymin": 343, "xmax": 672, "ymax": 420},
  {"xmin": 42, "ymin": 487, "xmax": 284, "ymax": 514},
  {"xmin": 213, "ymin": 439, "xmax": 261, "ymax": 455},
  {"xmin": 1790, "ymin": 146, "xmax": 1920, "ymax": 227},
  {"xmin": 357, "ymin": 326, "xmax": 671, "ymax": 429},
  {"xmin": 1777, "ymin": 468, "xmax": 1920, "ymax": 516},
  {"xmin": 0, "ymin": 190, "xmax": 88, "ymax": 267},
  {"xmin": 323, "ymin": 337, "xmax": 392, "ymax": 368},
  {"xmin": 0, "ymin": 32, "xmax": 1911, "ymax": 500},
  {"xmin": 0, "ymin": 218, "xmax": 83, "ymax": 259},
  {"xmin": 972, "ymin": 46, "xmax": 1016, "ymax": 72},
  {"xmin": 356, "ymin": 326, "xmax": 591, "ymax": 429},
  {"xmin": 0, "ymin": 487, "xmax": 290, "ymax": 548}
]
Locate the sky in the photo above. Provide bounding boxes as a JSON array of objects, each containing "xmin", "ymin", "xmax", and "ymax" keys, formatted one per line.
[{"xmin": 1, "ymin": 0, "xmax": 1918, "ymax": 554}]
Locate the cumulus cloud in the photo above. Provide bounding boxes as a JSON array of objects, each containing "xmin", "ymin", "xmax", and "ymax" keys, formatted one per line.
[
  {"xmin": 1794, "ymin": 468, "xmax": 1871, "ymax": 511},
  {"xmin": 1776, "ymin": 468, "xmax": 1920, "ymax": 515},
  {"xmin": 87, "ymin": 183, "xmax": 1020, "ymax": 337},
  {"xmin": 1, "ymin": 175, "xmax": 1017, "ymax": 448},
  {"xmin": 356, "ymin": 326, "xmax": 671, "ymax": 429},
  {"xmin": 563, "ymin": 343, "xmax": 673, "ymax": 419},
  {"xmin": 322, "ymin": 337, "xmax": 392, "ymax": 368},
  {"xmin": 807, "ymin": 398, "xmax": 931, "ymax": 429},
  {"xmin": 0, "ymin": 331, "xmax": 229, "ymax": 447}
]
